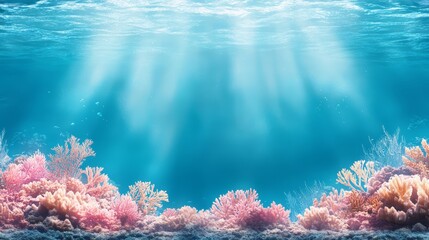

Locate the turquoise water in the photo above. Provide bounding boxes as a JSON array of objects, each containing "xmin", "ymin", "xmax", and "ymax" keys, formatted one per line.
[{"xmin": 0, "ymin": 0, "xmax": 429, "ymax": 211}]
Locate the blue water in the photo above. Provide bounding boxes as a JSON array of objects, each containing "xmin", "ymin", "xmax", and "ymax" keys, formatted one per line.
[{"xmin": 1, "ymin": 0, "xmax": 429, "ymax": 211}]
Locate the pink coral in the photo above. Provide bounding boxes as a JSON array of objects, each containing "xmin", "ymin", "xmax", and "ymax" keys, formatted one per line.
[
  {"xmin": 49, "ymin": 136, "xmax": 95, "ymax": 180},
  {"xmin": 82, "ymin": 167, "xmax": 117, "ymax": 198},
  {"xmin": 38, "ymin": 188, "xmax": 90, "ymax": 220},
  {"xmin": 297, "ymin": 206, "xmax": 346, "ymax": 231},
  {"xmin": 111, "ymin": 195, "xmax": 140, "ymax": 227},
  {"xmin": 65, "ymin": 177, "xmax": 86, "ymax": 194},
  {"xmin": 0, "ymin": 203, "xmax": 26, "ymax": 228},
  {"xmin": 260, "ymin": 202, "xmax": 291, "ymax": 227},
  {"xmin": 2, "ymin": 164, "xmax": 27, "ymax": 192},
  {"xmin": 21, "ymin": 151, "xmax": 50, "ymax": 182},
  {"xmin": 80, "ymin": 204, "xmax": 119, "ymax": 232},
  {"xmin": 211, "ymin": 189, "xmax": 261, "ymax": 228},
  {"xmin": 2, "ymin": 152, "xmax": 50, "ymax": 192},
  {"xmin": 211, "ymin": 189, "xmax": 290, "ymax": 230},
  {"xmin": 155, "ymin": 206, "xmax": 212, "ymax": 231},
  {"xmin": 367, "ymin": 166, "xmax": 414, "ymax": 195},
  {"xmin": 20, "ymin": 178, "xmax": 64, "ymax": 198}
]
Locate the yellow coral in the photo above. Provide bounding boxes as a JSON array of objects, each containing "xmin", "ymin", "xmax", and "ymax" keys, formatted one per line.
[{"xmin": 336, "ymin": 160, "xmax": 376, "ymax": 191}]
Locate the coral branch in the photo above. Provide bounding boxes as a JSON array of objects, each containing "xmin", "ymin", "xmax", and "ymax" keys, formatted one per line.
[
  {"xmin": 337, "ymin": 160, "xmax": 376, "ymax": 191},
  {"xmin": 128, "ymin": 181, "xmax": 168, "ymax": 216},
  {"xmin": 402, "ymin": 139, "xmax": 429, "ymax": 177},
  {"xmin": 49, "ymin": 136, "xmax": 95, "ymax": 180}
]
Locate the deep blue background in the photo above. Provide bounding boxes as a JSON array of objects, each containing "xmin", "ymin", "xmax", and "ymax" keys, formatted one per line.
[{"xmin": 1, "ymin": 0, "xmax": 429, "ymax": 212}]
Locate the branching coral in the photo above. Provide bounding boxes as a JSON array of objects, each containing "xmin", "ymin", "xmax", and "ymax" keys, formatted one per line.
[
  {"xmin": 154, "ymin": 206, "xmax": 201, "ymax": 231},
  {"xmin": 211, "ymin": 189, "xmax": 260, "ymax": 229},
  {"xmin": 211, "ymin": 189, "xmax": 290, "ymax": 230},
  {"xmin": 297, "ymin": 206, "xmax": 346, "ymax": 231},
  {"xmin": 128, "ymin": 181, "xmax": 168, "ymax": 216},
  {"xmin": 2, "ymin": 151, "xmax": 50, "ymax": 192},
  {"xmin": 2, "ymin": 163, "xmax": 28, "ymax": 192},
  {"xmin": 337, "ymin": 160, "xmax": 376, "ymax": 191},
  {"xmin": 0, "ymin": 203, "xmax": 26, "ymax": 228},
  {"xmin": 376, "ymin": 174, "xmax": 429, "ymax": 228},
  {"xmin": 402, "ymin": 139, "xmax": 429, "ymax": 177},
  {"xmin": 80, "ymin": 204, "xmax": 119, "ymax": 232},
  {"xmin": 81, "ymin": 167, "xmax": 117, "ymax": 198},
  {"xmin": 38, "ymin": 188, "xmax": 89, "ymax": 220},
  {"xmin": 49, "ymin": 136, "xmax": 95, "ymax": 180},
  {"xmin": 21, "ymin": 151, "xmax": 50, "ymax": 183},
  {"xmin": 111, "ymin": 195, "xmax": 140, "ymax": 227}
]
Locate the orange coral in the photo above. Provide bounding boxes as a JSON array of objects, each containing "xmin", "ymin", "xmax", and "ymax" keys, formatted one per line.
[
  {"xmin": 347, "ymin": 191, "xmax": 365, "ymax": 212},
  {"xmin": 337, "ymin": 160, "xmax": 376, "ymax": 192},
  {"xmin": 38, "ymin": 188, "xmax": 90, "ymax": 220},
  {"xmin": 402, "ymin": 139, "xmax": 429, "ymax": 177},
  {"xmin": 375, "ymin": 175, "xmax": 429, "ymax": 227}
]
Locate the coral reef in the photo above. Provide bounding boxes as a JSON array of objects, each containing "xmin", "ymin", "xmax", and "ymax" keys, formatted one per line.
[{"xmin": 2, "ymin": 133, "xmax": 429, "ymax": 238}]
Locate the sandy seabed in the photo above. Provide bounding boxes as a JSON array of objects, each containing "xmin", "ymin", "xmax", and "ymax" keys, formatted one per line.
[{"xmin": 1, "ymin": 228, "xmax": 428, "ymax": 240}]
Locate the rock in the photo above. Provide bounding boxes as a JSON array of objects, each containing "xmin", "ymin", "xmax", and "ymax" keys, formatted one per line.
[{"xmin": 412, "ymin": 223, "xmax": 427, "ymax": 232}]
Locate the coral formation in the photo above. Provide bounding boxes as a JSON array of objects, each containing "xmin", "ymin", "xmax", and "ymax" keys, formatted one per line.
[
  {"xmin": 128, "ymin": 181, "xmax": 168, "ymax": 216},
  {"xmin": 49, "ymin": 136, "xmax": 95, "ymax": 179},
  {"xmin": 337, "ymin": 160, "xmax": 376, "ymax": 191},
  {"xmin": 402, "ymin": 139, "xmax": 429, "ymax": 177},
  {"xmin": 2, "ymin": 133, "xmax": 429, "ymax": 237},
  {"xmin": 211, "ymin": 189, "xmax": 290, "ymax": 230}
]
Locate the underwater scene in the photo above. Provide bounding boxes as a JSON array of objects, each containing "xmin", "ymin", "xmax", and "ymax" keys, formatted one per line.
[{"xmin": 1, "ymin": 0, "xmax": 429, "ymax": 239}]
